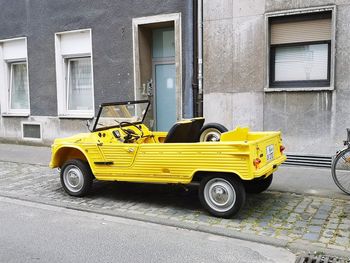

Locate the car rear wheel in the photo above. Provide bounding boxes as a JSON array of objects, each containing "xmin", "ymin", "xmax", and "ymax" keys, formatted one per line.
[
  {"xmin": 199, "ymin": 123, "xmax": 228, "ymax": 142},
  {"xmin": 243, "ymin": 174, "xmax": 273, "ymax": 194},
  {"xmin": 199, "ymin": 174, "xmax": 246, "ymax": 218},
  {"xmin": 60, "ymin": 159, "xmax": 93, "ymax": 197}
]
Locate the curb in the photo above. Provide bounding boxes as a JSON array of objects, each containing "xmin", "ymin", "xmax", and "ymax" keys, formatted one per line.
[{"xmin": 1, "ymin": 192, "xmax": 349, "ymax": 259}]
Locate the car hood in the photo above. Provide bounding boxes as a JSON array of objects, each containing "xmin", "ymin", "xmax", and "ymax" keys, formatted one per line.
[{"xmin": 52, "ymin": 133, "xmax": 93, "ymax": 146}]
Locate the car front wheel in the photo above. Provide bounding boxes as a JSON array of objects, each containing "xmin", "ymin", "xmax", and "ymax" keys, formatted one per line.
[
  {"xmin": 60, "ymin": 159, "xmax": 93, "ymax": 197},
  {"xmin": 199, "ymin": 174, "xmax": 246, "ymax": 218}
]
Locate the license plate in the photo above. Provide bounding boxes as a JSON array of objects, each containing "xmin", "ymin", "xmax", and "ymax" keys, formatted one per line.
[{"xmin": 266, "ymin": 145, "xmax": 274, "ymax": 161}]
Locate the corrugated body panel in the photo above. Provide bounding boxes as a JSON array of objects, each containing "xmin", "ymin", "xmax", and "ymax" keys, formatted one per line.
[
  {"xmin": 84, "ymin": 145, "xmax": 104, "ymax": 171},
  {"xmin": 97, "ymin": 144, "xmax": 138, "ymax": 168},
  {"xmin": 271, "ymin": 19, "xmax": 331, "ymax": 45},
  {"xmin": 94, "ymin": 143, "xmax": 251, "ymax": 182}
]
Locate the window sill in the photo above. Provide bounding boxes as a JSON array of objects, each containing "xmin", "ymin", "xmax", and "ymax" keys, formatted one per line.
[
  {"xmin": 264, "ymin": 86, "xmax": 334, "ymax": 92},
  {"xmin": 58, "ymin": 114, "xmax": 94, "ymax": 119},
  {"xmin": 1, "ymin": 113, "xmax": 30, "ymax": 117}
]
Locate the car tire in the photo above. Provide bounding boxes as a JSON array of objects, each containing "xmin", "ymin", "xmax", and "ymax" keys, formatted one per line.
[
  {"xmin": 199, "ymin": 123, "xmax": 228, "ymax": 142},
  {"xmin": 199, "ymin": 174, "xmax": 246, "ymax": 218},
  {"xmin": 243, "ymin": 174, "xmax": 273, "ymax": 194},
  {"xmin": 60, "ymin": 159, "xmax": 93, "ymax": 197}
]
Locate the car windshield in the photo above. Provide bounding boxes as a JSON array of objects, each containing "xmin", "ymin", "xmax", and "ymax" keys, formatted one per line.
[{"xmin": 94, "ymin": 101, "xmax": 149, "ymax": 131}]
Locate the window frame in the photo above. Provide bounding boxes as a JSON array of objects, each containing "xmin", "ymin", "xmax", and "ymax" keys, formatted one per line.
[
  {"xmin": 9, "ymin": 61, "xmax": 30, "ymax": 113},
  {"xmin": 0, "ymin": 37, "xmax": 30, "ymax": 116},
  {"xmin": 264, "ymin": 5, "xmax": 336, "ymax": 92},
  {"xmin": 269, "ymin": 40, "xmax": 331, "ymax": 88},
  {"xmin": 54, "ymin": 29, "xmax": 94, "ymax": 119}
]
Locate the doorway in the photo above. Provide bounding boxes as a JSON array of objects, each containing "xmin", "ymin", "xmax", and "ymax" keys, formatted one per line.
[{"xmin": 133, "ymin": 13, "xmax": 182, "ymax": 131}]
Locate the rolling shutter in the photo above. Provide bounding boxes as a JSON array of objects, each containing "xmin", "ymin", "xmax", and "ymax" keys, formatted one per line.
[{"xmin": 271, "ymin": 18, "xmax": 332, "ymax": 45}]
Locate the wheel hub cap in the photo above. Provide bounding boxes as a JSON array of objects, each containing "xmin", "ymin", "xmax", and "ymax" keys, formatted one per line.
[
  {"xmin": 63, "ymin": 165, "xmax": 84, "ymax": 193},
  {"xmin": 204, "ymin": 178, "xmax": 236, "ymax": 213},
  {"xmin": 68, "ymin": 171, "xmax": 80, "ymax": 186},
  {"xmin": 200, "ymin": 128, "xmax": 222, "ymax": 142},
  {"xmin": 212, "ymin": 186, "xmax": 228, "ymax": 204}
]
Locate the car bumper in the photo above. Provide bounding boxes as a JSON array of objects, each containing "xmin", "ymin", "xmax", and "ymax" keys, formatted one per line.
[{"xmin": 253, "ymin": 155, "xmax": 287, "ymax": 178}]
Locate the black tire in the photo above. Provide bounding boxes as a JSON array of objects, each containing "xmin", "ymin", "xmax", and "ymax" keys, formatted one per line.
[
  {"xmin": 331, "ymin": 148, "xmax": 350, "ymax": 195},
  {"xmin": 199, "ymin": 123, "xmax": 228, "ymax": 142},
  {"xmin": 198, "ymin": 174, "xmax": 246, "ymax": 218},
  {"xmin": 243, "ymin": 174, "xmax": 273, "ymax": 194},
  {"xmin": 60, "ymin": 159, "xmax": 93, "ymax": 197}
]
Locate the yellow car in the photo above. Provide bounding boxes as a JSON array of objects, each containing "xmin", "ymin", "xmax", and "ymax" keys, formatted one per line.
[{"xmin": 50, "ymin": 100, "xmax": 286, "ymax": 218}]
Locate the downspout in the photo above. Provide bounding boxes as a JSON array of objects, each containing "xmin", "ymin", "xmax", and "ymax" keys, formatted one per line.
[{"xmin": 197, "ymin": 0, "xmax": 203, "ymax": 117}]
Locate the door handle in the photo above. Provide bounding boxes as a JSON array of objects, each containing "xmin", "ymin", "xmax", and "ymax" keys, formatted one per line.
[
  {"xmin": 127, "ymin": 148, "xmax": 135, "ymax": 153},
  {"xmin": 97, "ymin": 142, "xmax": 103, "ymax": 146}
]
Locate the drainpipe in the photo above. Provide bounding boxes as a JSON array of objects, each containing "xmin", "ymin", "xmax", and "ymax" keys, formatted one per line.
[{"xmin": 197, "ymin": 0, "xmax": 203, "ymax": 117}]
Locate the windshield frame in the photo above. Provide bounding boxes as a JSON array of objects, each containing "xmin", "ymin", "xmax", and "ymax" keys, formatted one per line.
[{"xmin": 92, "ymin": 100, "xmax": 150, "ymax": 132}]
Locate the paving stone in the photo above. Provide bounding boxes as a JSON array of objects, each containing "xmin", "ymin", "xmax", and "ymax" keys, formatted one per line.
[
  {"xmin": 310, "ymin": 219, "xmax": 326, "ymax": 225},
  {"xmin": 303, "ymin": 233, "xmax": 320, "ymax": 241},
  {"xmin": 309, "ymin": 225, "xmax": 322, "ymax": 233},
  {"xmin": 295, "ymin": 221, "xmax": 307, "ymax": 227},
  {"xmin": 339, "ymin": 224, "xmax": 350, "ymax": 231},
  {"xmin": 328, "ymin": 244, "xmax": 348, "ymax": 251}
]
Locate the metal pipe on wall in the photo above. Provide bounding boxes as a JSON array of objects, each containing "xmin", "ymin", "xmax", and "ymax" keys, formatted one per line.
[{"xmin": 197, "ymin": 0, "xmax": 203, "ymax": 116}]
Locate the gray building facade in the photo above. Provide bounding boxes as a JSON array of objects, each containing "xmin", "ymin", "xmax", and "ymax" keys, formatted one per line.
[
  {"xmin": 0, "ymin": 0, "xmax": 194, "ymax": 144},
  {"xmin": 203, "ymin": 0, "xmax": 350, "ymax": 157}
]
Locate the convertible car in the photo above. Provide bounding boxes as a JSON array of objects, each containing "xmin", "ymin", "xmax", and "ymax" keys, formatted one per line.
[{"xmin": 50, "ymin": 100, "xmax": 286, "ymax": 218}]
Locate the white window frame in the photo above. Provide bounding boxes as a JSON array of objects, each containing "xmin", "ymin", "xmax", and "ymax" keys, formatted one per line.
[
  {"xmin": 0, "ymin": 37, "xmax": 30, "ymax": 116},
  {"xmin": 264, "ymin": 5, "xmax": 336, "ymax": 92},
  {"xmin": 55, "ymin": 29, "xmax": 94, "ymax": 118}
]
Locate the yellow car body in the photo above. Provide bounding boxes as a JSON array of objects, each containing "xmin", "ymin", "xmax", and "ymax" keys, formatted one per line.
[
  {"xmin": 50, "ymin": 125, "xmax": 286, "ymax": 183},
  {"xmin": 50, "ymin": 100, "xmax": 286, "ymax": 218}
]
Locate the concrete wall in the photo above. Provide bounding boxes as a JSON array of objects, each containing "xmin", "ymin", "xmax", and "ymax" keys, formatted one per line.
[
  {"xmin": 0, "ymin": 0, "xmax": 193, "ymax": 145},
  {"xmin": 203, "ymin": 0, "xmax": 350, "ymax": 155}
]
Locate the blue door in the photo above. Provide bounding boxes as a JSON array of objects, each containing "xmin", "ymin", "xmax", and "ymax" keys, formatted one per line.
[
  {"xmin": 155, "ymin": 63, "xmax": 176, "ymax": 131},
  {"xmin": 152, "ymin": 27, "xmax": 176, "ymax": 131}
]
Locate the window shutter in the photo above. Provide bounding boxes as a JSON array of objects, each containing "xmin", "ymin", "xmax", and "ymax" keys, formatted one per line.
[{"xmin": 271, "ymin": 18, "xmax": 332, "ymax": 45}]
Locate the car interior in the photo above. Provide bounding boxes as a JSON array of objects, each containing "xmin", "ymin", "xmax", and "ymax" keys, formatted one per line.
[{"xmin": 164, "ymin": 117, "xmax": 205, "ymax": 143}]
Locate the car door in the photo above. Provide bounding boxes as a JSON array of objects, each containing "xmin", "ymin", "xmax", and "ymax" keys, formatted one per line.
[{"xmin": 97, "ymin": 142, "xmax": 138, "ymax": 174}]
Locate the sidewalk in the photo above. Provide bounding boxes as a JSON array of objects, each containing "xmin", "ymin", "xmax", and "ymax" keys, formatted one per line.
[{"xmin": 0, "ymin": 143, "xmax": 349, "ymax": 258}]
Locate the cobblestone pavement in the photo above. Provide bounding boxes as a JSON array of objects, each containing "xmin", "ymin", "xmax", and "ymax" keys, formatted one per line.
[{"xmin": 1, "ymin": 161, "xmax": 350, "ymax": 256}]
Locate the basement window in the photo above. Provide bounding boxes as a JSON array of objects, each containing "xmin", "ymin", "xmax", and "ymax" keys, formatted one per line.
[{"xmin": 22, "ymin": 123, "xmax": 42, "ymax": 140}]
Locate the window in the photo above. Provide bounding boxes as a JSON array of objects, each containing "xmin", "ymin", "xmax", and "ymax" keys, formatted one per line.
[
  {"xmin": 10, "ymin": 62, "xmax": 29, "ymax": 110},
  {"xmin": 268, "ymin": 10, "xmax": 333, "ymax": 89},
  {"xmin": 66, "ymin": 57, "xmax": 93, "ymax": 111},
  {"xmin": 0, "ymin": 38, "xmax": 30, "ymax": 115},
  {"xmin": 55, "ymin": 29, "xmax": 94, "ymax": 118}
]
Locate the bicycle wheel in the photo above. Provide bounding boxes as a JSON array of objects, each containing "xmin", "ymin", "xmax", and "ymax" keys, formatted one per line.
[{"xmin": 331, "ymin": 148, "xmax": 350, "ymax": 195}]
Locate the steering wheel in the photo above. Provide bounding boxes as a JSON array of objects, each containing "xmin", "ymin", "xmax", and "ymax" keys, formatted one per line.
[{"xmin": 118, "ymin": 122, "xmax": 144, "ymax": 141}]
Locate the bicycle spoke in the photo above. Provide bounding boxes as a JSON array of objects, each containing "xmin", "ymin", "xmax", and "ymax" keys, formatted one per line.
[{"xmin": 333, "ymin": 149, "xmax": 350, "ymax": 194}]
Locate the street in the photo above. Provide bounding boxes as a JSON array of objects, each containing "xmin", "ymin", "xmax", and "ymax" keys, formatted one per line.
[
  {"xmin": 0, "ymin": 160, "xmax": 350, "ymax": 257},
  {"xmin": 0, "ymin": 197, "xmax": 295, "ymax": 263}
]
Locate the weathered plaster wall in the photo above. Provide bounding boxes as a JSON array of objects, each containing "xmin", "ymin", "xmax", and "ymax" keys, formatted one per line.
[
  {"xmin": 204, "ymin": 0, "xmax": 350, "ymax": 155},
  {"xmin": 203, "ymin": 0, "xmax": 265, "ymax": 131},
  {"xmin": 0, "ymin": 0, "xmax": 193, "ymax": 145}
]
